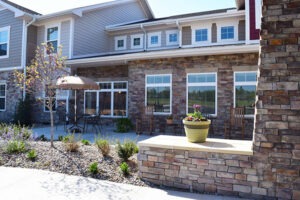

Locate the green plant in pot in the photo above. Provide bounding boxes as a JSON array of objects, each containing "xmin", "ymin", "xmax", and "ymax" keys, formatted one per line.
[
  {"xmin": 182, "ymin": 104, "xmax": 211, "ymax": 143},
  {"xmin": 166, "ymin": 115, "xmax": 173, "ymax": 124}
]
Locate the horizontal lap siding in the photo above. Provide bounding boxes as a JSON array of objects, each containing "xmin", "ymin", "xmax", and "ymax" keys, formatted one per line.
[
  {"xmin": 0, "ymin": 9, "xmax": 23, "ymax": 68},
  {"xmin": 73, "ymin": 1, "xmax": 147, "ymax": 56},
  {"xmin": 61, "ymin": 20, "xmax": 70, "ymax": 57}
]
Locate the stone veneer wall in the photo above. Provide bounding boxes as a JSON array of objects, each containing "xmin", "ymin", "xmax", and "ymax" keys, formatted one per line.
[
  {"xmin": 0, "ymin": 71, "xmax": 22, "ymax": 122},
  {"xmin": 128, "ymin": 53, "xmax": 258, "ymax": 138}
]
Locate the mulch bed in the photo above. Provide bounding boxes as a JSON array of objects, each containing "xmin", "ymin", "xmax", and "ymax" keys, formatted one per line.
[{"xmin": 0, "ymin": 141, "xmax": 149, "ymax": 187}]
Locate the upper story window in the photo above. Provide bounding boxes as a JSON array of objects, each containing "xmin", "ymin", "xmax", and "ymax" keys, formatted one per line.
[
  {"xmin": 0, "ymin": 26, "xmax": 10, "ymax": 58},
  {"xmin": 166, "ymin": 30, "xmax": 178, "ymax": 46},
  {"xmin": 0, "ymin": 83, "xmax": 6, "ymax": 111},
  {"xmin": 148, "ymin": 32, "xmax": 161, "ymax": 48},
  {"xmin": 192, "ymin": 25, "xmax": 211, "ymax": 45},
  {"xmin": 146, "ymin": 74, "xmax": 171, "ymax": 114},
  {"xmin": 234, "ymin": 72, "xmax": 257, "ymax": 116},
  {"xmin": 187, "ymin": 73, "xmax": 217, "ymax": 116},
  {"xmin": 131, "ymin": 34, "xmax": 143, "ymax": 49},
  {"xmin": 46, "ymin": 26, "xmax": 59, "ymax": 53},
  {"xmin": 195, "ymin": 29, "xmax": 208, "ymax": 42},
  {"xmin": 221, "ymin": 26, "xmax": 234, "ymax": 40},
  {"xmin": 115, "ymin": 36, "xmax": 127, "ymax": 51}
]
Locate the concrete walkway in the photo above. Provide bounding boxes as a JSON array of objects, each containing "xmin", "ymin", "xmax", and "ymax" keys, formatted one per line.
[{"xmin": 0, "ymin": 167, "xmax": 241, "ymax": 200}]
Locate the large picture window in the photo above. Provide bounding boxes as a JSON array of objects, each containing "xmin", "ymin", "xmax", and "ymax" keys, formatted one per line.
[
  {"xmin": 0, "ymin": 26, "xmax": 9, "ymax": 58},
  {"xmin": 146, "ymin": 74, "xmax": 171, "ymax": 114},
  {"xmin": 234, "ymin": 72, "xmax": 257, "ymax": 115},
  {"xmin": 84, "ymin": 81, "xmax": 128, "ymax": 117},
  {"xmin": 187, "ymin": 73, "xmax": 217, "ymax": 115},
  {"xmin": 46, "ymin": 26, "xmax": 59, "ymax": 53},
  {"xmin": 0, "ymin": 83, "xmax": 6, "ymax": 111}
]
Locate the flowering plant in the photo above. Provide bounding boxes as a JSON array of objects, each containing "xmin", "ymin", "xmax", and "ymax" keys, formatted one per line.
[{"xmin": 185, "ymin": 104, "xmax": 206, "ymax": 121}]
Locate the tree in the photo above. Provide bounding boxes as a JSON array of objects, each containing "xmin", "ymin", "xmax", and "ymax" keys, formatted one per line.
[{"xmin": 14, "ymin": 43, "xmax": 69, "ymax": 147}]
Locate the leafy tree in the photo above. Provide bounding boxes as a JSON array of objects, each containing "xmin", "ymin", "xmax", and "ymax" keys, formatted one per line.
[{"xmin": 14, "ymin": 43, "xmax": 69, "ymax": 147}]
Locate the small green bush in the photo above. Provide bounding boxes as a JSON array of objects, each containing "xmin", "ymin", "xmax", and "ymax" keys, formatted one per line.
[
  {"xmin": 27, "ymin": 149, "xmax": 37, "ymax": 161},
  {"xmin": 5, "ymin": 140, "xmax": 26, "ymax": 154},
  {"xmin": 58, "ymin": 135, "xmax": 64, "ymax": 141},
  {"xmin": 95, "ymin": 139, "xmax": 110, "ymax": 157},
  {"xmin": 120, "ymin": 162, "xmax": 130, "ymax": 176},
  {"xmin": 88, "ymin": 162, "xmax": 98, "ymax": 175},
  {"xmin": 116, "ymin": 140, "xmax": 138, "ymax": 161},
  {"xmin": 115, "ymin": 118, "xmax": 133, "ymax": 133},
  {"xmin": 13, "ymin": 95, "xmax": 33, "ymax": 126},
  {"xmin": 37, "ymin": 134, "xmax": 48, "ymax": 141},
  {"xmin": 81, "ymin": 139, "xmax": 90, "ymax": 145},
  {"xmin": 63, "ymin": 134, "xmax": 80, "ymax": 152}
]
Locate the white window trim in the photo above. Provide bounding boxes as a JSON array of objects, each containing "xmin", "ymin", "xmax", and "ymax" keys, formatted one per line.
[
  {"xmin": 255, "ymin": 0, "xmax": 262, "ymax": 30},
  {"xmin": 130, "ymin": 34, "xmax": 143, "ymax": 49},
  {"xmin": 45, "ymin": 23, "xmax": 61, "ymax": 54},
  {"xmin": 234, "ymin": 71, "xmax": 257, "ymax": 118},
  {"xmin": 192, "ymin": 25, "xmax": 211, "ymax": 46},
  {"xmin": 43, "ymin": 88, "xmax": 58, "ymax": 112},
  {"xmin": 84, "ymin": 81, "xmax": 128, "ymax": 118},
  {"xmin": 0, "ymin": 26, "xmax": 10, "ymax": 59},
  {"xmin": 166, "ymin": 30, "xmax": 179, "ymax": 46},
  {"xmin": 145, "ymin": 74, "xmax": 172, "ymax": 115},
  {"xmin": 147, "ymin": 32, "xmax": 161, "ymax": 48},
  {"xmin": 115, "ymin": 36, "xmax": 127, "ymax": 51},
  {"xmin": 186, "ymin": 73, "xmax": 218, "ymax": 117},
  {"xmin": 217, "ymin": 21, "xmax": 239, "ymax": 43},
  {"xmin": 0, "ymin": 83, "xmax": 6, "ymax": 111}
]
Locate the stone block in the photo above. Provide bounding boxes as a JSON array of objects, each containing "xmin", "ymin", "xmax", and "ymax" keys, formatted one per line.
[
  {"xmin": 233, "ymin": 185, "xmax": 251, "ymax": 193},
  {"xmin": 208, "ymin": 159, "xmax": 225, "ymax": 165},
  {"xmin": 247, "ymin": 175, "xmax": 259, "ymax": 182},
  {"xmin": 191, "ymin": 158, "xmax": 208, "ymax": 166},
  {"xmin": 148, "ymin": 156, "xmax": 158, "ymax": 162},
  {"xmin": 244, "ymin": 168, "xmax": 257, "ymax": 175},
  {"xmin": 252, "ymin": 187, "xmax": 267, "ymax": 196},
  {"xmin": 165, "ymin": 169, "xmax": 179, "ymax": 177},
  {"xmin": 228, "ymin": 167, "xmax": 242, "ymax": 173},
  {"xmin": 217, "ymin": 172, "xmax": 234, "ymax": 179},
  {"xmin": 205, "ymin": 184, "xmax": 217, "ymax": 193},
  {"xmin": 198, "ymin": 177, "xmax": 214, "ymax": 184},
  {"xmin": 155, "ymin": 163, "xmax": 169, "ymax": 169},
  {"xmin": 293, "ymin": 190, "xmax": 300, "ymax": 200},
  {"xmin": 293, "ymin": 19, "xmax": 300, "ymax": 27},
  {"xmin": 143, "ymin": 161, "xmax": 154, "ymax": 167},
  {"xmin": 204, "ymin": 170, "xmax": 216, "ymax": 177},
  {"xmin": 275, "ymin": 82, "xmax": 298, "ymax": 90},
  {"xmin": 225, "ymin": 160, "xmax": 239, "ymax": 167},
  {"xmin": 269, "ymin": 39, "xmax": 282, "ymax": 45},
  {"xmin": 235, "ymin": 174, "xmax": 247, "ymax": 181},
  {"xmin": 266, "ymin": 121, "xmax": 288, "ymax": 129}
]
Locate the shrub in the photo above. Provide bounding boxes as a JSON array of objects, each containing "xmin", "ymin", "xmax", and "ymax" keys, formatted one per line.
[
  {"xmin": 115, "ymin": 118, "xmax": 133, "ymax": 133},
  {"xmin": 116, "ymin": 140, "xmax": 138, "ymax": 161},
  {"xmin": 58, "ymin": 135, "xmax": 64, "ymax": 141},
  {"xmin": 13, "ymin": 95, "xmax": 33, "ymax": 126},
  {"xmin": 88, "ymin": 162, "xmax": 98, "ymax": 175},
  {"xmin": 5, "ymin": 140, "xmax": 26, "ymax": 154},
  {"xmin": 120, "ymin": 162, "xmax": 130, "ymax": 176},
  {"xmin": 95, "ymin": 139, "xmax": 110, "ymax": 157},
  {"xmin": 63, "ymin": 134, "xmax": 80, "ymax": 152},
  {"xmin": 0, "ymin": 124, "xmax": 32, "ymax": 141},
  {"xmin": 36, "ymin": 134, "xmax": 48, "ymax": 141},
  {"xmin": 81, "ymin": 139, "xmax": 90, "ymax": 145},
  {"xmin": 27, "ymin": 149, "xmax": 37, "ymax": 161}
]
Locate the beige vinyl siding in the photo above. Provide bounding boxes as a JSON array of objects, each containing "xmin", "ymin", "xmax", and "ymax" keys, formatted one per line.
[
  {"xmin": 211, "ymin": 23, "xmax": 217, "ymax": 43},
  {"xmin": 238, "ymin": 20, "xmax": 246, "ymax": 41},
  {"xmin": 61, "ymin": 20, "xmax": 70, "ymax": 57},
  {"xmin": 182, "ymin": 26, "xmax": 191, "ymax": 45},
  {"xmin": 0, "ymin": 9, "xmax": 23, "ymax": 68},
  {"xmin": 73, "ymin": 1, "xmax": 147, "ymax": 56}
]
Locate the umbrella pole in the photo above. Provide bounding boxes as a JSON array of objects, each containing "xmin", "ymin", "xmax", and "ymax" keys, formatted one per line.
[{"xmin": 74, "ymin": 89, "xmax": 77, "ymax": 125}]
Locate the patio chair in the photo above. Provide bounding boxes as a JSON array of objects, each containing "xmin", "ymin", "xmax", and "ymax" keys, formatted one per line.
[
  {"xmin": 136, "ymin": 105, "xmax": 154, "ymax": 135},
  {"xmin": 55, "ymin": 106, "xmax": 68, "ymax": 131},
  {"xmin": 83, "ymin": 114, "xmax": 102, "ymax": 133},
  {"xmin": 224, "ymin": 106, "xmax": 245, "ymax": 139}
]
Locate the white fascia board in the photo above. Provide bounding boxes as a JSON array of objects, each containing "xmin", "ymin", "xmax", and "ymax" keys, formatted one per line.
[
  {"xmin": 0, "ymin": 1, "xmax": 25, "ymax": 18},
  {"xmin": 106, "ymin": 10, "xmax": 245, "ymax": 32},
  {"xmin": 66, "ymin": 44, "xmax": 259, "ymax": 66}
]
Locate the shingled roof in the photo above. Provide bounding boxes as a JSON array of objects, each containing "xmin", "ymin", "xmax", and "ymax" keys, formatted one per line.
[{"xmin": 1, "ymin": 0, "xmax": 40, "ymax": 15}]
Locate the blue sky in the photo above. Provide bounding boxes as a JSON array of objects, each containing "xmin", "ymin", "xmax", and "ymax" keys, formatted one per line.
[{"xmin": 9, "ymin": 0, "xmax": 236, "ymax": 16}]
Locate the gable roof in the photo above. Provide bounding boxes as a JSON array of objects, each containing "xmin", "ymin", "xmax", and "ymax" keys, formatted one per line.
[{"xmin": 0, "ymin": 0, "xmax": 40, "ymax": 16}]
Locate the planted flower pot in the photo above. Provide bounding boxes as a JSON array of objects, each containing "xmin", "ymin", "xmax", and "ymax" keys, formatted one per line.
[{"xmin": 182, "ymin": 119, "xmax": 211, "ymax": 143}]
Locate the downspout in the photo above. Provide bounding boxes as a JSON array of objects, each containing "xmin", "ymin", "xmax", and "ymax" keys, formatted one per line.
[
  {"xmin": 176, "ymin": 20, "xmax": 182, "ymax": 48},
  {"xmin": 22, "ymin": 16, "xmax": 36, "ymax": 100},
  {"xmin": 140, "ymin": 24, "xmax": 147, "ymax": 51}
]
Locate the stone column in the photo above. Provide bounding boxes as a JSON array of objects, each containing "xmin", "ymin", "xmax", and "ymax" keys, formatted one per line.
[{"xmin": 254, "ymin": 0, "xmax": 300, "ymax": 199}]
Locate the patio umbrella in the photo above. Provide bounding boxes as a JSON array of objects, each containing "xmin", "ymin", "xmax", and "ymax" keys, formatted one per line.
[{"xmin": 54, "ymin": 75, "xmax": 99, "ymax": 132}]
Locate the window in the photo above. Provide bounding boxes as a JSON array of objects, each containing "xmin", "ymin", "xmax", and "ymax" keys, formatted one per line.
[
  {"xmin": 84, "ymin": 82, "xmax": 128, "ymax": 117},
  {"xmin": 46, "ymin": 26, "xmax": 59, "ymax": 53},
  {"xmin": 0, "ymin": 83, "xmax": 6, "ymax": 111},
  {"xmin": 146, "ymin": 74, "xmax": 171, "ymax": 114},
  {"xmin": 221, "ymin": 26, "xmax": 234, "ymax": 40},
  {"xmin": 195, "ymin": 29, "xmax": 208, "ymax": 42},
  {"xmin": 131, "ymin": 34, "xmax": 143, "ymax": 49},
  {"xmin": 115, "ymin": 36, "xmax": 127, "ymax": 51},
  {"xmin": 0, "ymin": 26, "xmax": 10, "ymax": 58},
  {"xmin": 234, "ymin": 72, "xmax": 257, "ymax": 116},
  {"xmin": 187, "ymin": 73, "xmax": 217, "ymax": 115},
  {"xmin": 147, "ymin": 32, "xmax": 161, "ymax": 48},
  {"xmin": 166, "ymin": 30, "xmax": 178, "ymax": 46}
]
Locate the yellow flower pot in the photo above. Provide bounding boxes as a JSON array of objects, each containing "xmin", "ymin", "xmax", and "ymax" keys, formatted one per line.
[{"xmin": 182, "ymin": 119, "xmax": 211, "ymax": 143}]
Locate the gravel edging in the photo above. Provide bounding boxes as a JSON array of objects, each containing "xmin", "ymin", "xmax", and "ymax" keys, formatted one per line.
[{"xmin": 0, "ymin": 141, "xmax": 148, "ymax": 187}]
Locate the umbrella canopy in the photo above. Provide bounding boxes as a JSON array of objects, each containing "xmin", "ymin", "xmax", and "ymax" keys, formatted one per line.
[{"xmin": 54, "ymin": 76, "xmax": 99, "ymax": 90}]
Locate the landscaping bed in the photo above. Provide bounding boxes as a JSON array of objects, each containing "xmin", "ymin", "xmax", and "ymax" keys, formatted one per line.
[{"xmin": 0, "ymin": 141, "xmax": 147, "ymax": 187}]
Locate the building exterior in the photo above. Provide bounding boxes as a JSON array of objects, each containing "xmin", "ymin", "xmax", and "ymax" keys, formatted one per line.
[{"xmin": 0, "ymin": 0, "xmax": 261, "ymax": 138}]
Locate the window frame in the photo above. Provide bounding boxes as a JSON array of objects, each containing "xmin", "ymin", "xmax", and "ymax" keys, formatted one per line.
[
  {"xmin": 192, "ymin": 25, "xmax": 211, "ymax": 46},
  {"xmin": 45, "ymin": 24, "xmax": 60, "ymax": 54},
  {"xmin": 234, "ymin": 71, "xmax": 257, "ymax": 118},
  {"xmin": 43, "ymin": 87, "xmax": 57, "ymax": 113},
  {"xmin": 84, "ymin": 81, "xmax": 128, "ymax": 118},
  {"xmin": 147, "ymin": 32, "xmax": 161, "ymax": 48},
  {"xmin": 114, "ymin": 36, "xmax": 127, "ymax": 51},
  {"xmin": 145, "ymin": 74, "xmax": 172, "ymax": 115},
  {"xmin": 166, "ymin": 30, "xmax": 179, "ymax": 46},
  {"xmin": 217, "ymin": 21, "xmax": 238, "ymax": 43},
  {"xmin": 0, "ymin": 26, "xmax": 10, "ymax": 59},
  {"xmin": 0, "ymin": 83, "xmax": 6, "ymax": 111},
  {"xmin": 186, "ymin": 73, "xmax": 218, "ymax": 117},
  {"xmin": 130, "ymin": 34, "xmax": 143, "ymax": 49}
]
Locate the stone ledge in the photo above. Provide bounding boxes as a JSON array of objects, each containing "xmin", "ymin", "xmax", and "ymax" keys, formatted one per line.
[{"xmin": 138, "ymin": 135, "xmax": 253, "ymax": 156}]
